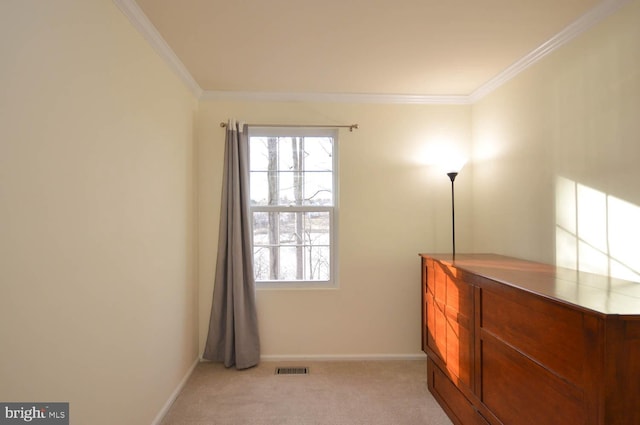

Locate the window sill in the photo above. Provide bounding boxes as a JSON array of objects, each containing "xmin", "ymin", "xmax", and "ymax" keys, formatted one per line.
[{"xmin": 255, "ymin": 281, "xmax": 339, "ymax": 290}]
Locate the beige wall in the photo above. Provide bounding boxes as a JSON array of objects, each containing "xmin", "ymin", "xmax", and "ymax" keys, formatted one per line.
[
  {"xmin": 197, "ymin": 101, "xmax": 472, "ymax": 357},
  {"xmin": 0, "ymin": 1, "xmax": 198, "ymax": 424},
  {"xmin": 471, "ymin": 1, "xmax": 640, "ymax": 278}
]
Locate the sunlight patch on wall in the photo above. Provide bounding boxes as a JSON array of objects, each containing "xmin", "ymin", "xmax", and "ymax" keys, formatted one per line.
[{"xmin": 555, "ymin": 176, "xmax": 640, "ymax": 282}]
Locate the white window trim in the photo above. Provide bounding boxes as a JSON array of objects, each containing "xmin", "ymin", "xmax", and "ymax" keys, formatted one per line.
[{"xmin": 248, "ymin": 126, "xmax": 339, "ymax": 290}]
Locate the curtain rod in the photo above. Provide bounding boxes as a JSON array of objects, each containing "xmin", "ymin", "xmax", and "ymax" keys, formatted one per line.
[{"xmin": 219, "ymin": 122, "xmax": 359, "ymax": 132}]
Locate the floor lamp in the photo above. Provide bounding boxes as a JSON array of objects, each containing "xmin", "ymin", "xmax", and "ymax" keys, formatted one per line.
[{"xmin": 447, "ymin": 171, "xmax": 458, "ymax": 258}]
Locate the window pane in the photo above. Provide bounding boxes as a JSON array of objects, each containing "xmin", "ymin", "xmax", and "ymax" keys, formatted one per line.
[
  {"xmin": 250, "ymin": 172, "xmax": 269, "ymax": 206},
  {"xmin": 249, "ymin": 137, "xmax": 270, "ymax": 171},
  {"xmin": 278, "ymin": 246, "xmax": 298, "ymax": 280},
  {"xmin": 306, "ymin": 245, "xmax": 330, "ymax": 280},
  {"xmin": 252, "ymin": 212, "xmax": 270, "ymax": 244},
  {"xmin": 307, "ymin": 212, "xmax": 330, "ymax": 245},
  {"xmin": 278, "ymin": 212, "xmax": 298, "ymax": 244},
  {"xmin": 277, "ymin": 171, "xmax": 295, "ymax": 205},
  {"xmin": 303, "ymin": 171, "xmax": 333, "ymax": 205},
  {"xmin": 250, "ymin": 135, "xmax": 334, "ymax": 207},
  {"xmin": 253, "ymin": 247, "xmax": 270, "ymax": 281},
  {"xmin": 303, "ymin": 138, "xmax": 333, "ymax": 171},
  {"xmin": 251, "ymin": 211, "xmax": 331, "ymax": 282},
  {"xmin": 277, "ymin": 137, "xmax": 294, "ymax": 171}
]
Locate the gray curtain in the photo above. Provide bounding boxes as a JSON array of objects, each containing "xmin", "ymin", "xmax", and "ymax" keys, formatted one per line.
[{"xmin": 203, "ymin": 121, "xmax": 260, "ymax": 369}]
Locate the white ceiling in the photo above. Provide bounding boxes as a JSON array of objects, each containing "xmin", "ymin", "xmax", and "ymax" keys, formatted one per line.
[{"xmin": 126, "ymin": 0, "xmax": 623, "ymax": 101}]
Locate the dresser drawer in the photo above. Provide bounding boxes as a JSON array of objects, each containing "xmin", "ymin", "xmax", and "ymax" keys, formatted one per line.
[
  {"xmin": 428, "ymin": 358, "xmax": 489, "ymax": 425},
  {"xmin": 479, "ymin": 280, "xmax": 586, "ymax": 387},
  {"xmin": 481, "ymin": 336, "xmax": 586, "ymax": 425}
]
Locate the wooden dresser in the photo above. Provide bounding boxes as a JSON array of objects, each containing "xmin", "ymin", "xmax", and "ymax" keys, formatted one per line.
[{"xmin": 420, "ymin": 254, "xmax": 640, "ymax": 425}]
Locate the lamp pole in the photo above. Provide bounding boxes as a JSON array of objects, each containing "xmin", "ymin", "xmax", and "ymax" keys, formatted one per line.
[{"xmin": 447, "ymin": 172, "xmax": 458, "ymax": 258}]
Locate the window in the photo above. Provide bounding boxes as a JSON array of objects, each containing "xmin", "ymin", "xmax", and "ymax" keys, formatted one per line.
[{"xmin": 249, "ymin": 127, "xmax": 337, "ymax": 287}]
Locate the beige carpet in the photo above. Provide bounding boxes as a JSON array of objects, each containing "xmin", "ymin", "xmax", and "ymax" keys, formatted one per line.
[{"xmin": 160, "ymin": 360, "xmax": 453, "ymax": 425}]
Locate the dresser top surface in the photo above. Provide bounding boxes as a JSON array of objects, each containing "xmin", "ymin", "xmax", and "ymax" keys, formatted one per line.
[{"xmin": 420, "ymin": 253, "xmax": 640, "ymax": 316}]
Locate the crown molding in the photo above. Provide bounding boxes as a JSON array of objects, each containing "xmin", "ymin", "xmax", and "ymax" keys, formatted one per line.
[
  {"xmin": 112, "ymin": 0, "xmax": 203, "ymax": 98},
  {"xmin": 201, "ymin": 90, "xmax": 472, "ymax": 105},
  {"xmin": 469, "ymin": 0, "xmax": 631, "ymax": 103},
  {"xmin": 114, "ymin": 0, "xmax": 628, "ymax": 105}
]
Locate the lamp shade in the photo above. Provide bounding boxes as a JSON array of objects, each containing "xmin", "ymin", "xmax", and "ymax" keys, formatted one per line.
[{"xmin": 442, "ymin": 156, "xmax": 466, "ymax": 174}]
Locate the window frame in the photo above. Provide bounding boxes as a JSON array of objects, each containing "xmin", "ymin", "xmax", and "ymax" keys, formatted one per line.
[{"xmin": 248, "ymin": 126, "xmax": 339, "ymax": 289}]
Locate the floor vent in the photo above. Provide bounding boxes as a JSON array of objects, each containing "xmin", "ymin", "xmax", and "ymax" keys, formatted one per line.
[{"xmin": 275, "ymin": 367, "xmax": 309, "ymax": 375}]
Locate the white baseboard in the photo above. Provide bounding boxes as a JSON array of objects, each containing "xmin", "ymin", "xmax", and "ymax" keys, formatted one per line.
[
  {"xmin": 260, "ymin": 353, "xmax": 427, "ymax": 362},
  {"xmin": 150, "ymin": 357, "xmax": 200, "ymax": 425}
]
